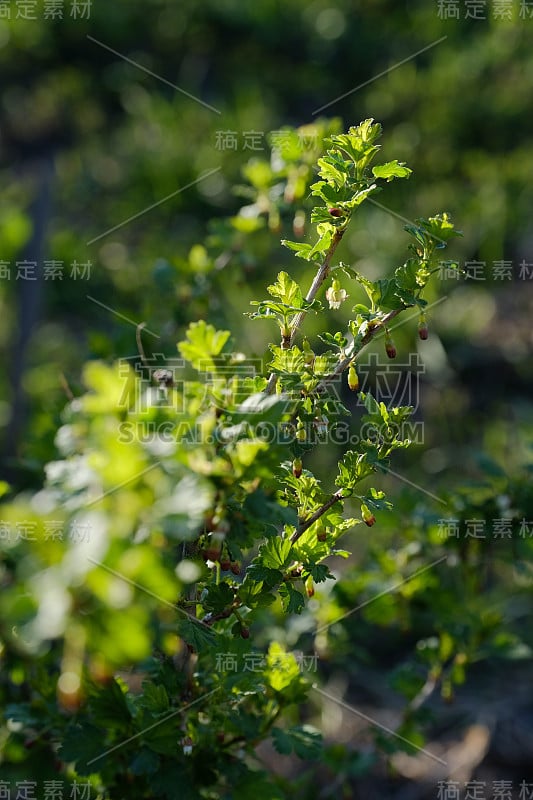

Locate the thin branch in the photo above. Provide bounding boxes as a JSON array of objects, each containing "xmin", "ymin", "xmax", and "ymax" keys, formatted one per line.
[
  {"xmin": 264, "ymin": 228, "xmax": 346, "ymax": 395},
  {"xmin": 316, "ymin": 306, "xmax": 405, "ymax": 391},
  {"xmin": 136, "ymin": 322, "xmax": 149, "ymax": 369},
  {"xmin": 285, "ymin": 306, "xmax": 405, "ymax": 428},
  {"xmin": 59, "ymin": 372, "xmax": 75, "ymax": 402},
  {"xmin": 290, "ymin": 490, "xmax": 345, "ymax": 544},
  {"xmin": 289, "ymin": 228, "xmax": 345, "ymax": 345}
]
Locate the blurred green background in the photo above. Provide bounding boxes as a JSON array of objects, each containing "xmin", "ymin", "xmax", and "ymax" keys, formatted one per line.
[
  {"xmin": 1, "ymin": 1, "xmax": 533, "ymax": 795},
  {"xmin": 1, "ymin": 0, "xmax": 532, "ymax": 489}
]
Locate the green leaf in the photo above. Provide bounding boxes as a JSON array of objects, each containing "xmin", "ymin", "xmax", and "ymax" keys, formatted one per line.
[
  {"xmin": 329, "ymin": 120, "xmax": 382, "ymax": 168},
  {"xmin": 152, "ymin": 763, "xmax": 196, "ymax": 799},
  {"xmin": 311, "ymin": 206, "xmax": 343, "ymax": 225},
  {"xmin": 306, "ymin": 564, "xmax": 334, "ymax": 583},
  {"xmin": 336, "ymin": 450, "xmax": 376, "ymax": 489},
  {"xmin": 266, "ymin": 642, "xmax": 301, "ymax": 690},
  {"xmin": 361, "ymin": 391, "xmax": 381, "ymax": 416},
  {"xmin": 271, "ymin": 727, "xmax": 293, "ymax": 755},
  {"xmin": 347, "ymin": 184, "xmax": 379, "ymax": 208},
  {"xmin": 177, "ymin": 617, "xmax": 219, "ymax": 651},
  {"xmin": 88, "ymin": 677, "xmax": 132, "ymax": 728},
  {"xmin": 281, "ymin": 240, "xmax": 314, "ymax": 259},
  {"xmin": 269, "ymin": 345, "xmax": 307, "ymax": 375},
  {"xmin": 395, "ymin": 258, "xmax": 420, "ymax": 291},
  {"xmin": 60, "ymin": 723, "xmax": 106, "ymax": 774},
  {"xmin": 178, "ymin": 320, "xmax": 231, "ymax": 371},
  {"xmin": 130, "ymin": 748, "xmax": 160, "ymax": 776},
  {"xmin": 139, "ymin": 682, "xmax": 170, "ymax": 714},
  {"xmin": 202, "ymin": 581, "xmax": 235, "ymax": 614},
  {"xmin": 317, "ymin": 153, "xmax": 348, "ymax": 188},
  {"xmin": 310, "ymin": 180, "xmax": 348, "ymax": 205},
  {"xmin": 317, "ymin": 331, "xmax": 348, "ymax": 350},
  {"xmin": 373, "ymin": 279, "xmax": 408, "ymax": 310},
  {"xmin": 279, "ymin": 582, "xmax": 305, "ymax": 614},
  {"xmin": 352, "ymin": 271, "xmax": 379, "ymax": 308},
  {"xmin": 232, "ymin": 770, "xmax": 286, "ymax": 800},
  {"xmin": 421, "ymin": 212, "xmax": 462, "ymax": 244},
  {"xmin": 372, "ymin": 160, "xmax": 412, "ymax": 181},
  {"xmin": 267, "ymin": 271, "xmax": 304, "ymax": 306},
  {"xmin": 272, "ymin": 725, "xmax": 323, "ymax": 759},
  {"xmin": 244, "ymin": 564, "xmax": 283, "ymax": 588},
  {"xmin": 308, "ymin": 230, "xmax": 333, "ymax": 261},
  {"xmin": 259, "ymin": 537, "xmax": 293, "ymax": 569}
]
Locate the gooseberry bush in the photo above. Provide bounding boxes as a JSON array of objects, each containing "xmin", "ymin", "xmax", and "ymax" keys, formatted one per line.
[{"xmin": 0, "ymin": 120, "xmax": 462, "ymax": 798}]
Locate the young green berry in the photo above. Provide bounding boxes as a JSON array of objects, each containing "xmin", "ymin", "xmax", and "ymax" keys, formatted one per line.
[
  {"xmin": 348, "ymin": 365, "xmax": 359, "ymax": 392},
  {"xmin": 361, "ymin": 503, "xmax": 376, "ymax": 527},
  {"xmin": 305, "ymin": 577, "xmax": 315, "ymax": 598},
  {"xmin": 292, "ymin": 457, "xmax": 303, "ymax": 478},
  {"xmin": 317, "ymin": 526, "xmax": 327, "ymax": 542},
  {"xmin": 296, "ymin": 423, "xmax": 306, "ymax": 442},
  {"xmin": 302, "ymin": 338, "xmax": 315, "ymax": 367}
]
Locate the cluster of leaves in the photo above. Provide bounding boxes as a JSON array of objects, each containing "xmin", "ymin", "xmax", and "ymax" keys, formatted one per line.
[
  {"xmin": 316, "ymin": 450, "xmax": 533, "ymax": 772},
  {"xmin": 0, "ymin": 121, "xmax": 461, "ymax": 798}
]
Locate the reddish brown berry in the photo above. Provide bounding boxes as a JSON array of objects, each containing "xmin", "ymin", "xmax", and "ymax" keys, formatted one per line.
[
  {"xmin": 418, "ymin": 314, "xmax": 429, "ymax": 340},
  {"xmin": 385, "ymin": 333, "xmax": 397, "ymax": 359},
  {"xmin": 206, "ymin": 532, "xmax": 225, "ymax": 561},
  {"xmin": 230, "ymin": 561, "xmax": 241, "ymax": 575},
  {"xmin": 240, "ymin": 626, "xmax": 250, "ymax": 639},
  {"xmin": 292, "ymin": 457, "xmax": 303, "ymax": 478},
  {"xmin": 361, "ymin": 503, "xmax": 376, "ymax": 527},
  {"xmin": 328, "ymin": 207, "xmax": 343, "ymax": 217},
  {"xmin": 220, "ymin": 559, "xmax": 231, "ymax": 572}
]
